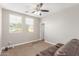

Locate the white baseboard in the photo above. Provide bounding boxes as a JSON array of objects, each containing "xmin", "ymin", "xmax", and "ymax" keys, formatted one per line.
[
  {"xmin": 45, "ymin": 40, "xmax": 56, "ymax": 45},
  {"xmin": 1, "ymin": 39, "xmax": 42, "ymax": 51},
  {"xmin": 13, "ymin": 39, "xmax": 42, "ymax": 47}
]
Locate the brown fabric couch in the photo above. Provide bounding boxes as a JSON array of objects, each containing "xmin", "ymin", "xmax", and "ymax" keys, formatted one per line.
[
  {"xmin": 36, "ymin": 43, "xmax": 64, "ymax": 56},
  {"xmin": 36, "ymin": 39, "xmax": 79, "ymax": 56}
]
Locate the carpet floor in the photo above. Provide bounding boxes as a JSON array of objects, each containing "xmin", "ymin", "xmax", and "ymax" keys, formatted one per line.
[{"xmin": 1, "ymin": 40, "xmax": 53, "ymax": 56}]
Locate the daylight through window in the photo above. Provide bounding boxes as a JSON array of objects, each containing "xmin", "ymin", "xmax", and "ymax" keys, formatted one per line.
[
  {"xmin": 9, "ymin": 14, "xmax": 22, "ymax": 33},
  {"xmin": 25, "ymin": 18, "xmax": 34, "ymax": 32}
]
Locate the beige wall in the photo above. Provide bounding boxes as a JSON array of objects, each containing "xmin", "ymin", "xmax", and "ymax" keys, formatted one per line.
[
  {"xmin": 42, "ymin": 4, "xmax": 79, "ymax": 44},
  {"xmin": 0, "ymin": 6, "xmax": 2, "ymax": 53},
  {"xmin": 2, "ymin": 9, "xmax": 41, "ymax": 48}
]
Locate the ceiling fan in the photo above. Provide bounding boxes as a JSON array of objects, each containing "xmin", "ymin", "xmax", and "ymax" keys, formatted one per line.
[{"xmin": 25, "ymin": 3, "xmax": 49, "ymax": 16}]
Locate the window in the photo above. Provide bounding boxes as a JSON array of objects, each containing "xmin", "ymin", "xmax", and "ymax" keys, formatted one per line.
[
  {"xmin": 25, "ymin": 18, "xmax": 34, "ymax": 32},
  {"xmin": 9, "ymin": 14, "xmax": 22, "ymax": 33},
  {"xmin": 9, "ymin": 13, "xmax": 34, "ymax": 33}
]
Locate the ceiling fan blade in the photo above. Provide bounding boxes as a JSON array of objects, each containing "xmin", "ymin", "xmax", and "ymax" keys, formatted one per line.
[
  {"xmin": 41, "ymin": 10, "xmax": 49, "ymax": 12},
  {"xmin": 39, "ymin": 3, "xmax": 43, "ymax": 7},
  {"xmin": 32, "ymin": 11, "xmax": 35, "ymax": 13},
  {"xmin": 37, "ymin": 3, "xmax": 43, "ymax": 8},
  {"xmin": 35, "ymin": 3, "xmax": 43, "ymax": 11}
]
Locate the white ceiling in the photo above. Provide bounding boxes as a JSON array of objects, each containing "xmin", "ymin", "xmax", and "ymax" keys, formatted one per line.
[{"xmin": 0, "ymin": 3, "xmax": 78, "ymax": 18}]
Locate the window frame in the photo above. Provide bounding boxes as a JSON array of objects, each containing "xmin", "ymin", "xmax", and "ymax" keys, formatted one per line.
[
  {"xmin": 8, "ymin": 13, "xmax": 23, "ymax": 33},
  {"xmin": 8, "ymin": 13, "xmax": 35, "ymax": 33},
  {"xmin": 25, "ymin": 17, "xmax": 34, "ymax": 32}
]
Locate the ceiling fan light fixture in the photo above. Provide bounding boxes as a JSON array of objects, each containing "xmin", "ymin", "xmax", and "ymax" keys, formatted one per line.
[
  {"xmin": 25, "ymin": 3, "xmax": 49, "ymax": 16},
  {"xmin": 34, "ymin": 11, "xmax": 41, "ymax": 15}
]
